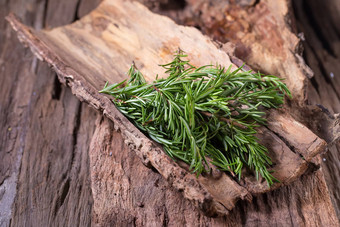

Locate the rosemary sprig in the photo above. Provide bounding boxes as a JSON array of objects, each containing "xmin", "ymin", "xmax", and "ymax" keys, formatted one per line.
[{"xmin": 100, "ymin": 51, "xmax": 291, "ymax": 185}]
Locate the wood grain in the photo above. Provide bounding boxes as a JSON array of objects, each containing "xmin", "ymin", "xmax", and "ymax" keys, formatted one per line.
[{"xmin": 0, "ymin": 0, "xmax": 95, "ymax": 226}]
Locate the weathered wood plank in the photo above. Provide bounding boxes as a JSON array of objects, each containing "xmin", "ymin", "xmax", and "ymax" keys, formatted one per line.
[
  {"xmin": 11, "ymin": 83, "xmax": 95, "ymax": 226},
  {"xmin": 0, "ymin": 1, "xmax": 50, "ymax": 225},
  {"xmin": 0, "ymin": 0, "xmax": 96, "ymax": 226}
]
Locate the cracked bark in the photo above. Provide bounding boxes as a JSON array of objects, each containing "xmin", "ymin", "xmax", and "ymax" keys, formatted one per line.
[{"xmin": 0, "ymin": 0, "xmax": 96, "ymax": 226}]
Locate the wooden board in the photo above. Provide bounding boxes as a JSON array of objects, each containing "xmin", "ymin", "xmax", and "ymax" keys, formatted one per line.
[{"xmin": 0, "ymin": 0, "xmax": 97, "ymax": 226}]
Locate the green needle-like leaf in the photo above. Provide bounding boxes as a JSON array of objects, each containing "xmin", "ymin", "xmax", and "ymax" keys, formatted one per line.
[{"xmin": 100, "ymin": 50, "xmax": 291, "ymax": 186}]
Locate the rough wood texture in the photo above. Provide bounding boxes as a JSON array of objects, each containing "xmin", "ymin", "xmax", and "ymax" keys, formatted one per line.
[
  {"xmin": 5, "ymin": 1, "xmax": 247, "ymax": 215},
  {"xmin": 5, "ymin": 0, "xmax": 331, "ymax": 218},
  {"xmin": 141, "ymin": 0, "xmax": 340, "ymax": 145},
  {"xmin": 1, "ymin": 0, "xmax": 339, "ymax": 226},
  {"xmin": 293, "ymin": 0, "xmax": 340, "ymax": 218},
  {"xmin": 140, "ymin": 0, "xmax": 312, "ymax": 106},
  {"xmin": 0, "ymin": 0, "xmax": 97, "ymax": 226}
]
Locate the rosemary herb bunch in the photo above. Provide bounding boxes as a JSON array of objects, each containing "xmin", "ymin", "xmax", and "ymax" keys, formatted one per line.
[{"xmin": 100, "ymin": 51, "xmax": 291, "ymax": 185}]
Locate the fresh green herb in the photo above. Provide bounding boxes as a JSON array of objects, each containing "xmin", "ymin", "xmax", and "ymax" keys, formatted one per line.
[{"xmin": 100, "ymin": 51, "xmax": 291, "ymax": 185}]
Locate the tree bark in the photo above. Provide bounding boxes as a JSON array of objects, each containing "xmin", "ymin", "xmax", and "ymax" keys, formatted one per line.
[
  {"xmin": 293, "ymin": 0, "xmax": 340, "ymax": 219},
  {"xmin": 0, "ymin": 0, "xmax": 339, "ymax": 226}
]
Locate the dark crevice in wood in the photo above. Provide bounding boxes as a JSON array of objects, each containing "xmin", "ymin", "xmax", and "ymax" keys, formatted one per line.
[
  {"xmin": 72, "ymin": 103, "xmax": 82, "ymax": 162},
  {"xmin": 264, "ymin": 125, "xmax": 304, "ymax": 159},
  {"xmin": 254, "ymin": 0, "xmax": 260, "ymax": 6},
  {"xmin": 46, "ymin": 161, "xmax": 51, "ymax": 182},
  {"xmin": 307, "ymin": 42, "xmax": 340, "ymax": 101},
  {"xmin": 261, "ymin": 193, "xmax": 272, "ymax": 214},
  {"xmin": 302, "ymin": 0, "xmax": 337, "ymax": 58},
  {"xmin": 159, "ymin": 0, "xmax": 187, "ymax": 11},
  {"xmin": 60, "ymin": 178, "xmax": 71, "ymax": 205},
  {"xmin": 162, "ymin": 205, "xmax": 169, "ymax": 227},
  {"xmin": 42, "ymin": 0, "xmax": 49, "ymax": 28},
  {"xmin": 309, "ymin": 77, "xmax": 319, "ymax": 94},
  {"xmin": 316, "ymin": 104, "xmax": 334, "ymax": 119},
  {"xmin": 296, "ymin": 197, "xmax": 306, "ymax": 225},
  {"xmin": 51, "ymin": 74, "xmax": 62, "ymax": 100},
  {"xmin": 238, "ymin": 203, "xmax": 247, "ymax": 225},
  {"xmin": 252, "ymin": 196, "xmax": 260, "ymax": 212},
  {"xmin": 305, "ymin": 161, "xmax": 320, "ymax": 175},
  {"xmin": 73, "ymin": 0, "xmax": 81, "ymax": 22},
  {"xmin": 53, "ymin": 178, "xmax": 71, "ymax": 217},
  {"xmin": 133, "ymin": 217, "xmax": 137, "ymax": 226},
  {"xmin": 150, "ymin": 166, "xmax": 159, "ymax": 174}
]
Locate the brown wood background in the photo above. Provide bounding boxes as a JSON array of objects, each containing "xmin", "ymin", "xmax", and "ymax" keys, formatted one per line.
[{"xmin": 0, "ymin": 0, "xmax": 339, "ymax": 226}]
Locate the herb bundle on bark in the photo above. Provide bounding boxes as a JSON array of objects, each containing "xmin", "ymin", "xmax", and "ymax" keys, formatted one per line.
[{"xmin": 100, "ymin": 52, "xmax": 291, "ymax": 185}]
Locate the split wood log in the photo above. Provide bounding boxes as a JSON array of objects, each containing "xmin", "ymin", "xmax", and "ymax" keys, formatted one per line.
[{"xmin": 5, "ymin": 0, "xmax": 331, "ymax": 217}]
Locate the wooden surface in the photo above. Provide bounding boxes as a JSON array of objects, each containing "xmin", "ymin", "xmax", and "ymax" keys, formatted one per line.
[
  {"xmin": 0, "ymin": 0, "xmax": 100, "ymax": 226},
  {"xmin": 5, "ymin": 0, "xmax": 249, "ymax": 216},
  {"xmin": 6, "ymin": 0, "xmax": 330, "ymax": 215},
  {"xmin": 0, "ymin": 0, "xmax": 339, "ymax": 226},
  {"xmin": 293, "ymin": 0, "xmax": 340, "ymax": 219}
]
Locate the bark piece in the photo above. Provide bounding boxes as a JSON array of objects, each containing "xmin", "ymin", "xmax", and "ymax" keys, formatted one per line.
[
  {"xmin": 266, "ymin": 110, "xmax": 327, "ymax": 162},
  {"xmin": 6, "ymin": 0, "xmax": 327, "ymax": 216},
  {"xmin": 240, "ymin": 126, "xmax": 309, "ymax": 194},
  {"xmin": 141, "ymin": 0, "xmax": 312, "ymax": 106}
]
